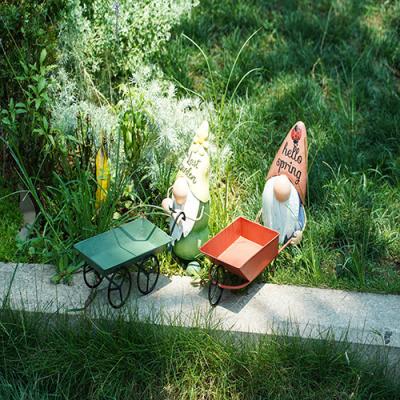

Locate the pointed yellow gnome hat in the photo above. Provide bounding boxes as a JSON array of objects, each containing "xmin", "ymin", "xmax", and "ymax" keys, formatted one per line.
[{"xmin": 177, "ymin": 120, "xmax": 210, "ymax": 203}]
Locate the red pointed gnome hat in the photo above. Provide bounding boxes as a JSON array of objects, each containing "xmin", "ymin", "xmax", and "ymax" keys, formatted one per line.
[{"xmin": 266, "ymin": 121, "xmax": 308, "ymax": 203}]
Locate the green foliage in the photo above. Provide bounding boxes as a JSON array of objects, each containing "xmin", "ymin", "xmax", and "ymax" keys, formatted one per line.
[
  {"xmin": 0, "ymin": 187, "xmax": 23, "ymax": 262},
  {"xmin": 0, "ymin": 1, "xmax": 63, "ymax": 102},
  {"xmin": 0, "ymin": 1, "xmax": 65, "ymax": 179},
  {"xmin": 16, "ymin": 50, "xmax": 55, "ymax": 150},
  {"xmin": 0, "ymin": 308, "xmax": 398, "ymax": 399}
]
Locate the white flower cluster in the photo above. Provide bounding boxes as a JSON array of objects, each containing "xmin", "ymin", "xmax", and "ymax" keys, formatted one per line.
[
  {"xmin": 119, "ymin": 67, "xmax": 214, "ymax": 187},
  {"xmin": 50, "ymin": 69, "xmax": 117, "ymax": 145},
  {"xmin": 49, "ymin": 66, "xmax": 215, "ymax": 189},
  {"xmin": 50, "ymin": 68, "xmax": 124, "ymax": 176},
  {"xmin": 58, "ymin": 0, "xmax": 199, "ymax": 78},
  {"xmin": 130, "ymin": 67, "xmax": 213, "ymax": 150}
]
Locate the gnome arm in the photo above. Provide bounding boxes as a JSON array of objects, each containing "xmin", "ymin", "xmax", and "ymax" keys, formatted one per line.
[
  {"xmin": 290, "ymin": 203, "xmax": 307, "ymax": 245},
  {"xmin": 161, "ymin": 198, "xmax": 173, "ymax": 214},
  {"xmin": 290, "ymin": 230, "xmax": 303, "ymax": 245}
]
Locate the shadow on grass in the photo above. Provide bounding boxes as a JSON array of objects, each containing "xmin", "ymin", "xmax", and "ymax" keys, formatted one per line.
[
  {"xmin": 0, "ymin": 305, "xmax": 399, "ymax": 399},
  {"xmin": 155, "ymin": 0, "xmax": 400, "ymax": 291},
  {"xmin": 159, "ymin": 0, "xmax": 400, "ymax": 180}
]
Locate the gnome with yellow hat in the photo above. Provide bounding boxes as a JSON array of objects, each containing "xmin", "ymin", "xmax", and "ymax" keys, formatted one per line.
[{"xmin": 162, "ymin": 121, "xmax": 210, "ymax": 265}]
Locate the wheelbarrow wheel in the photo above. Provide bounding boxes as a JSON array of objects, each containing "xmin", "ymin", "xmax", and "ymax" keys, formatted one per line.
[
  {"xmin": 83, "ymin": 264, "xmax": 103, "ymax": 289},
  {"xmin": 107, "ymin": 268, "xmax": 132, "ymax": 309},
  {"xmin": 208, "ymin": 264, "xmax": 224, "ymax": 306},
  {"xmin": 137, "ymin": 255, "xmax": 160, "ymax": 295}
]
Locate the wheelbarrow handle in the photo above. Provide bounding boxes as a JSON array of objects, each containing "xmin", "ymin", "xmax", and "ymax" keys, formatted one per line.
[
  {"xmin": 170, "ymin": 210, "xmax": 186, "ymax": 237},
  {"xmin": 166, "ymin": 196, "xmax": 205, "ymax": 222},
  {"xmin": 277, "ymin": 239, "xmax": 291, "ymax": 255}
]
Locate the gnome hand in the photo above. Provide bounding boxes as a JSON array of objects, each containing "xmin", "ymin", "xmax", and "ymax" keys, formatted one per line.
[
  {"xmin": 291, "ymin": 230, "xmax": 303, "ymax": 245},
  {"xmin": 162, "ymin": 198, "xmax": 173, "ymax": 214}
]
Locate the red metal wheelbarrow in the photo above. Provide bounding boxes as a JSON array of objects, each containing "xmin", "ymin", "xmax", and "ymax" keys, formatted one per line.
[{"xmin": 200, "ymin": 217, "xmax": 290, "ymax": 306}]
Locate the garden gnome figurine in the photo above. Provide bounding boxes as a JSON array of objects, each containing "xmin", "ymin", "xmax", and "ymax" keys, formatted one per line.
[
  {"xmin": 262, "ymin": 121, "xmax": 308, "ymax": 244},
  {"xmin": 162, "ymin": 121, "xmax": 210, "ymax": 267}
]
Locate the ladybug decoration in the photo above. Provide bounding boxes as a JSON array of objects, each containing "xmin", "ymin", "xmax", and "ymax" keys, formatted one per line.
[{"xmin": 291, "ymin": 124, "xmax": 302, "ymax": 144}]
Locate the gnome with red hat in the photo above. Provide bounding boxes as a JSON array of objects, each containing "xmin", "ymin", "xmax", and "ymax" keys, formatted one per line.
[{"xmin": 262, "ymin": 121, "xmax": 308, "ymax": 245}]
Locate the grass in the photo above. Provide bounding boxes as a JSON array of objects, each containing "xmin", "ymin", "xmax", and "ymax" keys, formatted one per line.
[
  {"xmin": 0, "ymin": 307, "xmax": 398, "ymax": 399},
  {"xmin": 0, "ymin": 185, "xmax": 22, "ymax": 262},
  {"xmin": 153, "ymin": 0, "xmax": 400, "ymax": 293},
  {"xmin": 1, "ymin": 0, "xmax": 400, "ymax": 295}
]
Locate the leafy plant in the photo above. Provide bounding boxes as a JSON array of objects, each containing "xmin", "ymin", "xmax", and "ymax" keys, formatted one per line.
[
  {"xmin": 1, "ymin": 49, "xmax": 61, "ymax": 180},
  {"xmin": 119, "ymin": 96, "xmax": 151, "ymax": 169}
]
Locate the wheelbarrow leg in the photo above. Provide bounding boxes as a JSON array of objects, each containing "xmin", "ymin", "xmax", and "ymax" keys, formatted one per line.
[
  {"xmin": 83, "ymin": 264, "xmax": 103, "ymax": 289},
  {"xmin": 137, "ymin": 255, "xmax": 160, "ymax": 295},
  {"xmin": 107, "ymin": 267, "xmax": 132, "ymax": 309},
  {"xmin": 84, "ymin": 289, "xmax": 98, "ymax": 309},
  {"xmin": 208, "ymin": 264, "xmax": 224, "ymax": 306}
]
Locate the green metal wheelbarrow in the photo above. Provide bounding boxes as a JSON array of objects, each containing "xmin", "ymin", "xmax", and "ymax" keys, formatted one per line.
[{"xmin": 74, "ymin": 217, "xmax": 172, "ymax": 308}]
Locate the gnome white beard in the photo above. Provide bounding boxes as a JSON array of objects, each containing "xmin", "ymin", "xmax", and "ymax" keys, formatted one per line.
[
  {"xmin": 262, "ymin": 176, "xmax": 300, "ymax": 244},
  {"xmin": 170, "ymin": 189, "xmax": 200, "ymax": 242}
]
